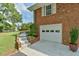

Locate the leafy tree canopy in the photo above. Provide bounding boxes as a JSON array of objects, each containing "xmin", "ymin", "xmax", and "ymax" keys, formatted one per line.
[{"xmin": 0, "ymin": 3, "xmax": 22, "ymax": 32}]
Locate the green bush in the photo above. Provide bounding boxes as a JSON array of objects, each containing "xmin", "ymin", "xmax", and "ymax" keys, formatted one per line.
[
  {"xmin": 70, "ymin": 27, "xmax": 79, "ymax": 44},
  {"xmin": 28, "ymin": 32, "xmax": 36, "ymax": 37},
  {"xmin": 28, "ymin": 24, "xmax": 37, "ymax": 37}
]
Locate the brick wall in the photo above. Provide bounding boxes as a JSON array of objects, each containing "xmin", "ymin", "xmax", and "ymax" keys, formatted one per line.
[{"xmin": 34, "ymin": 3, "xmax": 79, "ymax": 46}]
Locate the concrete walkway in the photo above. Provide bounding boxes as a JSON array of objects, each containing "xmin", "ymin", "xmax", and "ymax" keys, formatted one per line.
[
  {"xmin": 19, "ymin": 44, "xmax": 48, "ymax": 56},
  {"xmin": 11, "ymin": 51, "xmax": 27, "ymax": 56},
  {"xmin": 19, "ymin": 32, "xmax": 28, "ymax": 44},
  {"xmin": 11, "ymin": 32, "xmax": 28, "ymax": 56}
]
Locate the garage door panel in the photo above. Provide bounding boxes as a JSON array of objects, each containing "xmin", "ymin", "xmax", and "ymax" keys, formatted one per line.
[
  {"xmin": 40, "ymin": 33, "xmax": 61, "ymax": 42},
  {"xmin": 40, "ymin": 24, "xmax": 62, "ymax": 43}
]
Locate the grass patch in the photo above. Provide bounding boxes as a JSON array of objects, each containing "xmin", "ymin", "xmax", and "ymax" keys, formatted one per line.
[{"xmin": 0, "ymin": 32, "xmax": 20, "ymax": 55}]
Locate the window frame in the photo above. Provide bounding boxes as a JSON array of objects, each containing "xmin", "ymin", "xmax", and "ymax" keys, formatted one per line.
[
  {"xmin": 46, "ymin": 4, "xmax": 52, "ymax": 16},
  {"xmin": 41, "ymin": 4, "xmax": 56, "ymax": 16},
  {"xmin": 42, "ymin": 4, "xmax": 52, "ymax": 16}
]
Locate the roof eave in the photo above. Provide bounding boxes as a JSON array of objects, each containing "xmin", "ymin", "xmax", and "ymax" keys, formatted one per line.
[
  {"xmin": 27, "ymin": 4, "xmax": 38, "ymax": 11},
  {"xmin": 27, "ymin": 3, "xmax": 52, "ymax": 11}
]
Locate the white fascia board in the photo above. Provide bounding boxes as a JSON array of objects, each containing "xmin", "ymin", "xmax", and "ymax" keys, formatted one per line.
[{"xmin": 27, "ymin": 3, "xmax": 52, "ymax": 11}]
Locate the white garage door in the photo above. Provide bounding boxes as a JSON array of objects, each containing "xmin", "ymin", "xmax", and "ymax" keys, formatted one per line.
[{"xmin": 40, "ymin": 24, "xmax": 62, "ymax": 43}]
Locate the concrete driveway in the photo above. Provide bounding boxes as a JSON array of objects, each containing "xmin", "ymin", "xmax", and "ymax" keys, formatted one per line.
[
  {"xmin": 29, "ymin": 40, "xmax": 79, "ymax": 56},
  {"xmin": 18, "ymin": 32, "xmax": 79, "ymax": 56}
]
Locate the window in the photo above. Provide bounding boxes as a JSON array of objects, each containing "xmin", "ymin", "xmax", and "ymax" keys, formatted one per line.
[
  {"xmin": 42, "ymin": 30, "xmax": 45, "ymax": 32},
  {"xmin": 42, "ymin": 4, "xmax": 52, "ymax": 16},
  {"xmin": 55, "ymin": 30, "xmax": 60, "ymax": 33},
  {"xmin": 46, "ymin": 5, "xmax": 51, "ymax": 16},
  {"xmin": 50, "ymin": 30, "xmax": 54, "ymax": 32},
  {"xmin": 46, "ymin": 30, "xmax": 49, "ymax": 32},
  {"xmin": 42, "ymin": 4, "xmax": 56, "ymax": 16}
]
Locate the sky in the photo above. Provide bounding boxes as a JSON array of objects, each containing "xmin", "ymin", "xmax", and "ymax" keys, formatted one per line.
[{"xmin": 15, "ymin": 3, "xmax": 34, "ymax": 23}]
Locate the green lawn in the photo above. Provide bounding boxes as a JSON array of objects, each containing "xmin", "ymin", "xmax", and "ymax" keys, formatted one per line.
[{"xmin": 0, "ymin": 32, "xmax": 19, "ymax": 55}]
